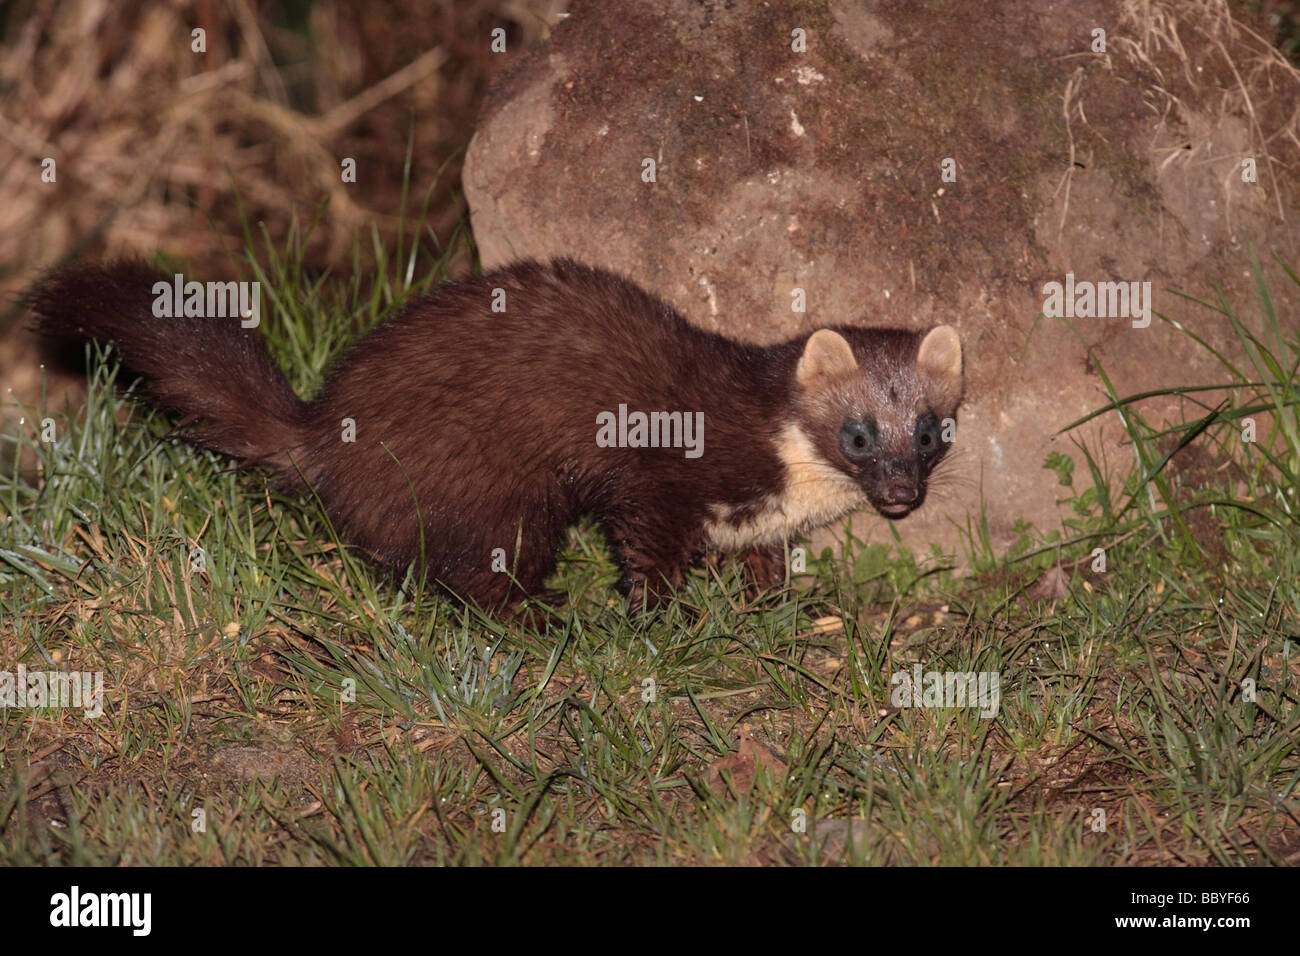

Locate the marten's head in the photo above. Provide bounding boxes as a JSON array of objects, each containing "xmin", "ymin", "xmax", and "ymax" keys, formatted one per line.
[{"xmin": 790, "ymin": 325, "xmax": 963, "ymax": 519}]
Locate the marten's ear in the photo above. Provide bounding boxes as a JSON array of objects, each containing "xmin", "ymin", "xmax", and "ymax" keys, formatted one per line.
[
  {"xmin": 797, "ymin": 330, "xmax": 858, "ymax": 389},
  {"xmin": 916, "ymin": 325, "xmax": 963, "ymax": 410}
]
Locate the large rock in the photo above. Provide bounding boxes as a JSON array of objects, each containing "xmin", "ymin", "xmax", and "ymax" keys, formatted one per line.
[{"xmin": 463, "ymin": 0, "xmax": 1300, "ymax": 562}]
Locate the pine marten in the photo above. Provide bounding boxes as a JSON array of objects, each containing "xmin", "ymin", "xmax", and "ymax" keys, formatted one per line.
[{"xmin": 32, "ymin": 259, "xmax": 963, "ymax": 612}]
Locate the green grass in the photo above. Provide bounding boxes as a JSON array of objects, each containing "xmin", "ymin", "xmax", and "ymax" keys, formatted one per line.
[{"xmin": 1, "ymin": 230, "xmax": 1297, "ymax": 865}]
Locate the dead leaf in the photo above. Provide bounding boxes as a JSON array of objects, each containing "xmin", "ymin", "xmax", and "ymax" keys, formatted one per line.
[
  {"xmin": 707, "ymin": 737, "xmax": 786, "ymax": 797},
  {"xmin": 1027, "ymin": 564, "xmax": 1070, "ymax": 601}
]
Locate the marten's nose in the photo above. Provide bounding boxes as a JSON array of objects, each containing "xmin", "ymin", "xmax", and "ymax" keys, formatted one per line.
[
  {"xmin": 876, "ymin": 481, "xmax": 919, "ymax": 517},
  {"xmin": 883, "ymin": 482, "xmax": 919, "ymax": 506}
]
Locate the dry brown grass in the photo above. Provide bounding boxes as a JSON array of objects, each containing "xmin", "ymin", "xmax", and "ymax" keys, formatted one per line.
[
  {"xmin": 0, "ymin": 0, "xmax": 568, "ymax": 411},
  {"xmin": 0, "ymin": 0, "xmax": 567, "ymax": 299},
  {"xmin": 1118, "ymin": 0, "xmax": 1300, "ymax": 221}
]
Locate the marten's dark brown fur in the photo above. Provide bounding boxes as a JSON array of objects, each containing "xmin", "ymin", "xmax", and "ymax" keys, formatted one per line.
[{"xmin": 32, "ymin": 259, "xmax": 964, "ymax": 612}]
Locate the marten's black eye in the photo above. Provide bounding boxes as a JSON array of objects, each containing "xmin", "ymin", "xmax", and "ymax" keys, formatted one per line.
[
  {"xmin": 838, "ymin": 418, "xmax": 877, "ymax": 462},
  {"xmin": 914, "ymin": 413, "xmax": 943, "ymax": 458}
]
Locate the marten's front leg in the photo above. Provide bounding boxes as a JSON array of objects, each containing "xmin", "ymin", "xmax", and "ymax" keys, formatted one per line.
[
  {"xmin": 604, "ymin": 514, "xmax": 694, "ymax": 611},
  {"xmin": 738, "ymin": 544, "xmax": 785, "ymax": 597},
  {"xmin": 619, "ymin": 551, "xmax": 691, "ymax": 611}
]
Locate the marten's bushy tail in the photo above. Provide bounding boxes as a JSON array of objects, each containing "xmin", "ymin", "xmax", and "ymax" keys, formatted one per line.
[{"xmin": 31, "ymin": 263, "xmax": 307, "ymax": 478}]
